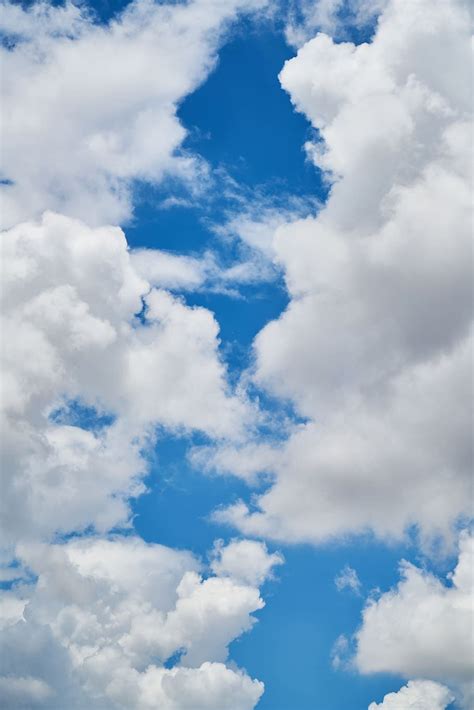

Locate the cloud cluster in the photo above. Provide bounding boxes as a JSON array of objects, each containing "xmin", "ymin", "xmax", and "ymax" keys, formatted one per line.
[
  {"xmin": 285, "ymin": 0, "xmax": 388, "ymax": 47},
  {"xmin": 1, "ymin": 211, "xmax": 253, "ymax": 548},
  {"xmin": 0, "ymin": 536, "xmax": 279, "ymax": 709},
  {"xmin": 1, "ymin": 0, "xmax": 471, "ymax": 706},
  {"xmin": 0, "ymin": 0, "xmax": 267, "ymax": 228},
  {"xmin": 356, "ymin": 532, "xmax": 473, "ymax": 706},
  {"xmin": 214, "ymin": 0, "xmax": 473, "ymax": 547},
  {"xmin": 368, "ymin": 679, "xmax": 454, "ymax": 710},
  {"xmin": 0, "ymin": 3, "xmax": 282, "ymax": 707}
]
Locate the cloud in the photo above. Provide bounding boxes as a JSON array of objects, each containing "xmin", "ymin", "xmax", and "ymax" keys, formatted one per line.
[
  {"xmin": 0, "ymin": 0, "xmax": 268, "ymax": 228},
  {"xmin": 130, "ymin": 249, "xmax": 210, "ymax": 291},
  {"xmin": 214, "ymin": 0, "xmax": 473, "ymax": 547},
  {"xmin": 335, "ymin": 566, "xmax": 361, "ymax": 595},
  {"xmin": 130, "ymin": 246, "xmax": 275, "ymax": 294},
  {"xmin": 330, "ymin": 634, "xmax": 350, "ymax": 670},
  {"xmin": 285, "ymin": 0, "xmax": 388, "ymax": 47},
  {"xmin": 0, "ymin": 676, "xmax": 55, "ymax": 707},
  {"xmin": 368, "ymin": 680, "xmax": 454, "ymax": 710},
  {"xmin": 355, "ymin": 532, "xmax": 473, "ymax": 707},
  {"xmin": 0, "ymin": 536, "xmax": 280, "ymax": 709},
  {"xmin": 1, "ymin": 212, "xmax": 255, "ymax": 548},
  {"xmin": 210, "ymin": 539, "xmax": 284, "ymax": 586}
]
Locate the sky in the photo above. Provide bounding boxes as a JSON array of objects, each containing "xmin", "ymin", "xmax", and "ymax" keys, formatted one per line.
[{"xmin": 0, "ymin": 1, "xmax": 472, "ymax": 709}]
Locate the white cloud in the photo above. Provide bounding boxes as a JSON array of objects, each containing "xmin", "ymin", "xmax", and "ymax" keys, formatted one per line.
[
  {"xmin": 355, "ymin": 532, "xmax": 473, "ymax": 707},
  {"xmin": 215, "ymin": 0, "xmax": 473, "ymax": 547},
  {"xmin": 285, "ymin": 0, "xmax": 389, "ymax": 47},
  {"xmin": 0, "ymin": 0, "xmax": 267, "ymax": 228},
  {"xmin": 130, "ymin": 249, "xmax": 210, "ymax": 291},
  {"xmin": 0, "ymin": 676, "xmax": 55, "ymax": 707},
  {"xmin": 217, "ymin": 337, "xmax": 472, "ymax": 545},
  {"xmin": 368, "ymin": 680, "xmax": 454, "ymax": 710},
  {"xmin": 1, "ymin": 212, "xmax": 254, "ymax": 548},
  {"xmin": 130, "ymin": 246, "xmax": 275, "ymax": 294},
  {"xmin": 210, "ymin": 539, "xmax": 283, "ymax": 586},
  {"xmin": 0, "ymin": 536, "xmax": 278, "ymax": 709},
  {"xmin": 335, "ymin": 566, "xmax": 361, "ymax": 594}
]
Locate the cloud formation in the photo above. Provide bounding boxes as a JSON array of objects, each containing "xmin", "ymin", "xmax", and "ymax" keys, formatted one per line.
[
  {"xmin": 355, "ymin": 532, "xmax": 473, "ymax": 706},
  {"xmin": 368, "ymin": 680, "xmax": 454, "ymax": 710},
  {"xmin": 1, "ymin": 212, "xmax": 253, "ymax": 548},
  {"xmin": 214, "ymin": 0, "xmax": 473, "ymax": 547},
  {"xmin": 1, "ymin": 0, "xmax": 471, "ymax": 707},
  {"xmin": 0, "ymin": 0, "xmax": 267, "ymax": 228},
  {"xmin": 0, "ymin": 536, "xmax": 279, "ymax": 708}
]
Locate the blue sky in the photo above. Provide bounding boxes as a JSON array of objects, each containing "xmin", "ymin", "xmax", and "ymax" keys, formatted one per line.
[{"xmin": 0, "ymin": 1, "xmax": 471, "ymax": 709}]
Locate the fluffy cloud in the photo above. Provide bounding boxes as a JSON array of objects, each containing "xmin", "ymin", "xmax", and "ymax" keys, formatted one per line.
[
  {"xmin": 356, "ymin": 532, "xmax": 474, "ymax": 678},
  {"xmin": 0, "ymin": 536, "xmax": 279, "ymax": 709},
  {"xmin": 130, "ymin": 249, "xmax": 211, "ymax": 291},
  {"xmin": 210, "ymin": 539, "xmax": 284, "ymax": 586},
  {"xmin": 1, "ymin": 212, "xmax": 253, "ymax": 547},
  {"xmin": 214, "ymin": 0, "xmax": 473, "ymax": 547},
  {"xmin": 0, "ymin": 0, "xmax": 267, "ymax": 228},
  {"xmin": 356, "ymin": 532, "xmax": 473, "ymax": 707},
  {"xmin": 368, "ymin": 680, "xmax": 454, "ymax": 710}
]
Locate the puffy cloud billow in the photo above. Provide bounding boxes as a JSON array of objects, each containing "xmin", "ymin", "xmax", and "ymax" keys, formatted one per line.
[
  {"xmin": 0, "ymin": 536, "xmax": 279, "ymax": 709},
  {"xmin": 356, "ymin": 532, "xmax": 474, "ymax": 707},
  {"xmin": 0, "ymin": 211, "xmax": 254, "ymax": 547},
  {"xmin": 215, "ymin": 0, "xmax": 473, "ymax": 548},
  {"xmin": 0, "ymin": 0, "xmax": 267, "ymax": 228},
  {"xmin": 368, "ymin": 680, "xmax": 454, "ymax": 710}
]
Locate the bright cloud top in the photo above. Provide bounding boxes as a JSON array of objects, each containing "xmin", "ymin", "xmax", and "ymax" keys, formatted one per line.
[
  {"xmin": 0, "ymin": 211, "xmax": 253, "ymax": 548},
  {"xmin": 214, "ymin": 0, "xmax": 473, "ymax": 547},
  {"xmin": 0, "ymin": 0, "xmax": 267, "ymax": 228},
  {"xmin": 368, "ymin": 679, "xmax": 454, "ymax": 710},
  {"xmin": 355, "ymin": 532, "xmax": 474, "ymax": 706},
  {"xmin": 0, "ymin": 536, "xmax": 280, "ymax": 709}
]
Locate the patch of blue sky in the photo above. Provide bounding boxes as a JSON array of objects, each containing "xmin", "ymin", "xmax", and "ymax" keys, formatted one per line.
[
  {"xmin": 0, "ymin": 561, "xmax": 36, "ymax": 591},
  {"xmin": 49, "ymin": 398, "xmax": 116, "ymax": 431},
  {"xmin": 124, "ymin": 19, "xmax": 324, "ymax": 377},
  {"xmin": 230, "ymin": 540, "xmax": 411, "ymax": 710}
]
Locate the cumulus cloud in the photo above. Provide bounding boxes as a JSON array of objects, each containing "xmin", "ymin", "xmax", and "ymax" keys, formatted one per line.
[
  {"xmin": 356, "ymin": 532, "xmax": 474, "ymax": 677},
  {"xmin": 355, "ymin": 532, "xmax": 473, "ymax": 707},
  {"xmin": 0, "ymin": 212, "xmax": 254, "ymax": 548},
  {"xmin": 0, "ymin": 0, "xmax": 267, "ymax": 228},
  {"xmin": 0, "ymin": 536, "xmax": 280, "ymax": 709},
  {"xmin": 0, "ymin": 676, "xmax": 56, "ymax": 707},
  {"xmin": 368, "ymin": 680, "xmax": 454, "ymax": 710},
  {"xmin": 214, "ymin": 0, "xmax": 473, "ymax": 547},
  {"xmin": 210, "ymin": 539, "xmax": 284, "ymax": 586}
]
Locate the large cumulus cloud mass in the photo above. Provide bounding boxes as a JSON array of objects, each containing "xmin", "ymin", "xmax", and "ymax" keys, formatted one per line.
[
  {"xmin": 0, "ymin": 536, "xmax": 280, "ymax": 708},
  {"xmin": 215, "ymin": 0, "xmax": 473, "ymax": 548}
]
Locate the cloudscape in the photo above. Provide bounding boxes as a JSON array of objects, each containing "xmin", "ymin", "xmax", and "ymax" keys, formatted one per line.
[{"xmin": 0, "ymin": 0, "xmax": 472, "ymax": 708}]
